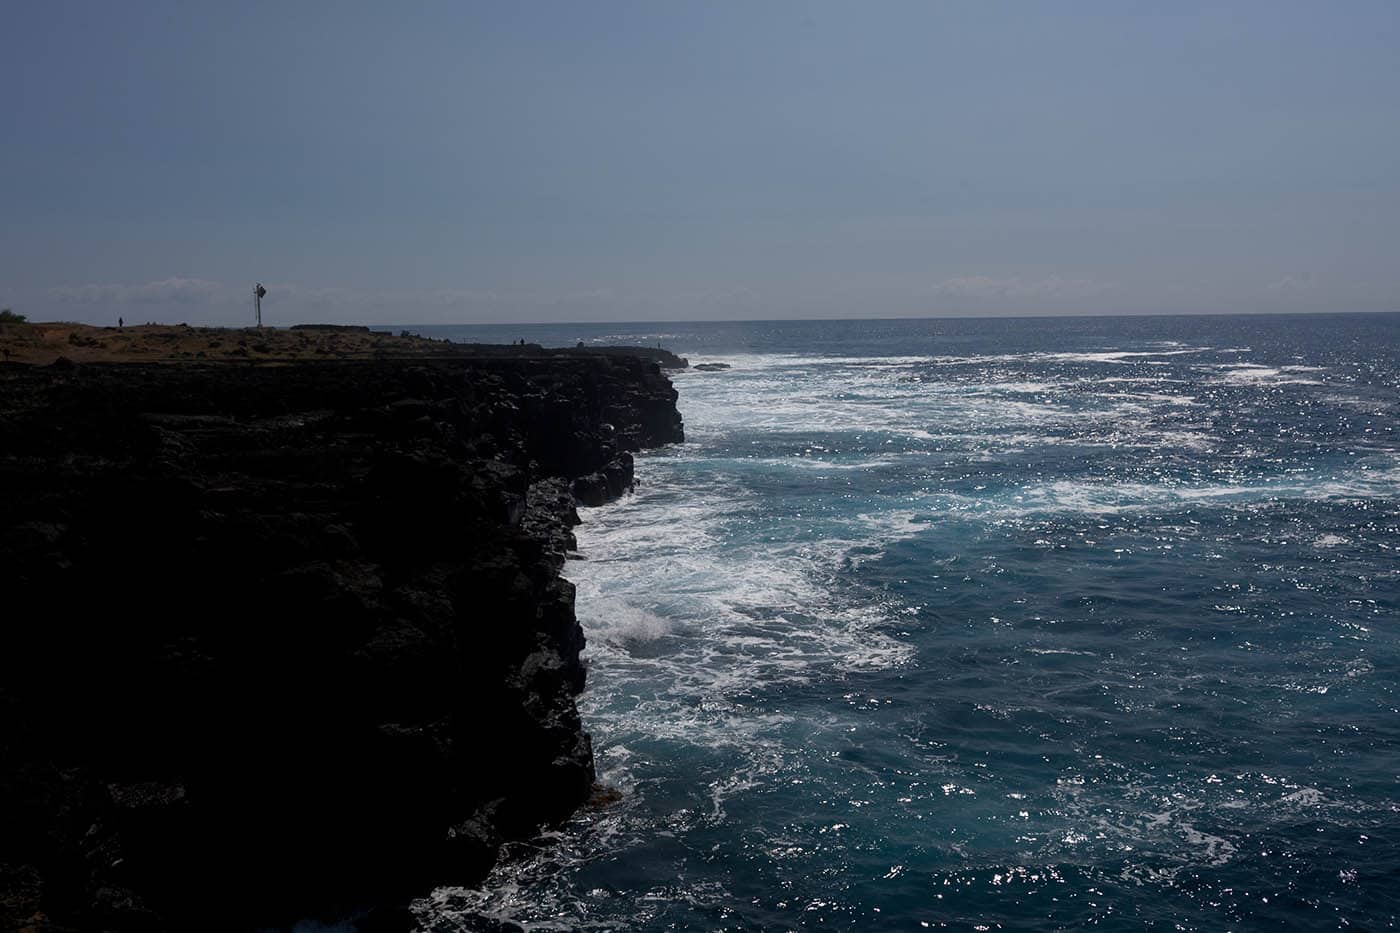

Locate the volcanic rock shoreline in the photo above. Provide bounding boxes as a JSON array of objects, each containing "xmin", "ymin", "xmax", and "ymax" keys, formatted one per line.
[{"xmin": 0, "ymin": 351, "xmax": 684, "ymax": 930}]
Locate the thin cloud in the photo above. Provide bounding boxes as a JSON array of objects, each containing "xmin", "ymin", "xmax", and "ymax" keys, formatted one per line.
[
  {"xmin": 49, "ymin": 277, "xmax": 226, "ymax": 305},
  {"xmin": 263, "ymin": 284, "xmax": 624, "ymax": 309},
  {"xmin": 934, "ymin": 276, "xmax": 1114, "ymax": 300},
  {"xmin": 1266, "ymin": 274, "xmax": 1315, "ymax": 292}
]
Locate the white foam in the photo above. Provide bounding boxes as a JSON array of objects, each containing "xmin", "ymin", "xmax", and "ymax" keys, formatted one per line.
[
  {"xmin": 1275, "ymin": 787, "xmax": 1326, "ymax": 809},
  {"xmin": 930, "ymin": 347, "xmax": 1212, "ymax": 366},
  {"xmin": 974, "ymin": 381, "xmax": 1063, "ymax": 393},
  {"xmin": 670, "ymin": 349, "xmax": 1231, "ymax": 460},
  {"xmin": 985, "ymin": 470, "xmax": 1400, "ymax": 517},
  {"xmin": 1180, "ymin": 825, "xmax": 1239, "ymax": 867},
  {"xmin": 586, "ymin": 602, "xmax": 675, "ymax": 644},
  {"xmin": 569, "ymin": 469, "xmax": 915, "ymax": 701},
  {"xmin": 747, "ymin": 456, "xmax": 905, "ymax": 472},
  {"xmin": 1208, "ymin": 362, "xmax": 1327, "ymax": 386},
  {"xmin": 674, "ymin": 352, "xmax": 935, "ymax": 372}
]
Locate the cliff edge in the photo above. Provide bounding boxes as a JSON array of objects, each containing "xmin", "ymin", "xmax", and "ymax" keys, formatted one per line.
[{"xmin": 0, "ymin": 354, "xmax": 683, "ymax": 930}]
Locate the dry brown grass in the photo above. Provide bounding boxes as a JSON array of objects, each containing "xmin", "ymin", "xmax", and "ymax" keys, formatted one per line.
[{"xmin": 0, "ymin": 322, "xmax": 465, "ymax": 365}]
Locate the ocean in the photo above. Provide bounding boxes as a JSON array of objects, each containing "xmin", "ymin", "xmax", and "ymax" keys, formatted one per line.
[{"xmin": 410, "ymin": 314, "xmax": 1400, "ymax": 930}]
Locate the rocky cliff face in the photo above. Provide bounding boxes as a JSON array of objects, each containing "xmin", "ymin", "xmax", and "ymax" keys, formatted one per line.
[{"xmin": 0, "ymin": 354, "xmax": 683, "ymax": 930}]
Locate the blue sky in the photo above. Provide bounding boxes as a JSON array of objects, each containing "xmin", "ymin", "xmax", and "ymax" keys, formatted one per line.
[{"xmin": 3, "ymin": 1, "xmax": 1398, "ymax": 324}]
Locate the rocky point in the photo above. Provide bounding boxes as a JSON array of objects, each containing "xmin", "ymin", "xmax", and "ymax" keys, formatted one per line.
[{"xmin": 0, "ymin": 351, "xmax": 683, "ymax": 931}]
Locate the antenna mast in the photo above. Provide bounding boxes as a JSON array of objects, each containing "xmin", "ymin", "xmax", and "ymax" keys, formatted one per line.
[{"xmin": 253, "ymin": 283, "xmax": 267, "ymax": 328}]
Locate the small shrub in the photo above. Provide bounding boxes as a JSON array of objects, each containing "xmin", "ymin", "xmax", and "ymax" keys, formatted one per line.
[{"xmin": 0, "ymin": 309, "xmax": 28, "ymax": 324}]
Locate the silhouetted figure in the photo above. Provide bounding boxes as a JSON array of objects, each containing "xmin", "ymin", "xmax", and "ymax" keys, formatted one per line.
[{"xmin": 118, "ymin": 317, "xmax": 123, "ymax": 329}]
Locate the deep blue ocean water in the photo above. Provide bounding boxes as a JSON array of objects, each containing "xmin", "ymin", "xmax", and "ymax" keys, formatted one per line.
[{"xmin": 411, "ymin": 314, "xmax": 1399, "ymax": 931}]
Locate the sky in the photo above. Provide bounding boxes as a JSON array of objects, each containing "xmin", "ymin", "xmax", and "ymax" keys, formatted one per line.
[{"xmin": 3, "ymin": 1, "xmax": 1399, "ymax": 325}]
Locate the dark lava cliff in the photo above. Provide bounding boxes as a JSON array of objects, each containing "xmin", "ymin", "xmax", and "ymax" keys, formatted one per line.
[{"xmin": 0, "ymin": 354, "xmax": 683, "ymax": 930}]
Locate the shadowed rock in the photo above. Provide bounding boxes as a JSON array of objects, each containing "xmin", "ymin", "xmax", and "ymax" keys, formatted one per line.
[{"xmin": 0, "ymin": 355, "xmax": 682, "ymax": 930}]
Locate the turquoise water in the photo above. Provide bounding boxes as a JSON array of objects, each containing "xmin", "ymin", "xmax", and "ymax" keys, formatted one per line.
[{"xmin": 414, "ymin": 314, "xmax": 1400, "ymax": 931}]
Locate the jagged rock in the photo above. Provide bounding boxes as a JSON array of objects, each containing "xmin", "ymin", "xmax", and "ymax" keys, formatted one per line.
[
  {"xmin": 572, "ymin": 472, "xmax": 609, "ymax": 507},
  {"xmin": 0, "ymin": 355, "xmax": 683, "ymax": 930}
]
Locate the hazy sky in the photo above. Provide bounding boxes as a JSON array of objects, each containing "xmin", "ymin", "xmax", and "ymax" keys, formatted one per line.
[{"xmin": 4, "ymin": 1, "xmax": 1399, "ymax": 325}]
